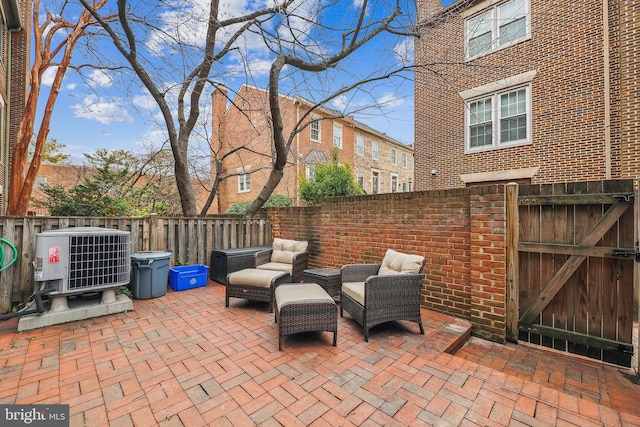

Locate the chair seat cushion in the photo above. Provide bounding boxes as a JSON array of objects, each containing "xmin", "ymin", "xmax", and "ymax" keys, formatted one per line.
[
  {"xmin": 342, "ymin": 281, "xmax": 365, "ymax": 305},
  {"xmin": 257, "ymin": 262, "xmax": 293, "ymax": 275},
  {"xmin": 228, "ymin": 268, "xmax": 286, "ymax": 287}
]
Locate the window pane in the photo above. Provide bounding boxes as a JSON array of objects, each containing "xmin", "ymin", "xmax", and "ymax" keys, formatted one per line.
[
  {"xmin": 311, "ymin": 121, "xmax": 320, "ymax": 140},
  {"xmin": 467, "ymin": 10, "xmax": 492, "ymax": 37},
  {"xmin": 498, "ymin": 0, "xmax": 525, "ymax": 19},
  {"xmin": 500, "ymin": 89, "xmax": 526, "ymax": 117},
  {"xmin": 470, "ymin": 98, "xmax": 492, "ymax": 125},
  {"xmin": 498, "ymin": 0, "xmax": 527, "ymax": 46},
  {"xmin": 469, "ymin": 32, "xmax": 492, "ymax": 57},
  {"xmin": 499, "ymin": 17, "xmax": 526, "ymax": 46},
  {"xmin": 500, "ymin": 115, "xmax": 527, "ymax": 143},
  {"xmin": 470, "ymin": 123, "xmax": 493, "ymax": 148},
  {"xmin": 333, "ymin": 125, "xmax": 342, "ymax": 147},
  {"xmin": 467, "ymin": 10, "xmax": 492, "ymax": 57}
]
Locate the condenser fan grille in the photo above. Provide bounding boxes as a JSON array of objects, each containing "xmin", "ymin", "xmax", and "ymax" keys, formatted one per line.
[{"xmin": 68, "ymin": 234, "xmax": 131, "ymax": 291}]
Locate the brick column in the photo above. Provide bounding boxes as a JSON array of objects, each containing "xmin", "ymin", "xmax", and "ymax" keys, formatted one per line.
[{"xmin": 468, "ymin": 185, "xmax": 508, "ymax": 342}]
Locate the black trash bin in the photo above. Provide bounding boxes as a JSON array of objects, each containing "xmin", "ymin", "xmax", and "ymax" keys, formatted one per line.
[{"xmin": 130, "ymin": 251, "xmax": 172, "ymax": 299}]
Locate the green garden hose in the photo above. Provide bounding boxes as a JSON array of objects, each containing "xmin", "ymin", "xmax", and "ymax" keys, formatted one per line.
[{"xmin": 0, "ymin": 238, "xmax": 18, "ymax": 272}]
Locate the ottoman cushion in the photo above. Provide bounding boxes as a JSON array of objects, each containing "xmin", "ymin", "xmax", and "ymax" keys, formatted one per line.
[
  {"xmin": 228, "ymin": 268, "xmax": 285, "ymax": 287},
  {"xmin": 275, "ymin": 283, "xmax": 334, "ymax": 310}
]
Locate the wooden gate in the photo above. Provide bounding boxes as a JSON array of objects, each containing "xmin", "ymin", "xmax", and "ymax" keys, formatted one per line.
[{"xmin": 513, "ymin": 180, "xmax": 636, "ymax": 366}]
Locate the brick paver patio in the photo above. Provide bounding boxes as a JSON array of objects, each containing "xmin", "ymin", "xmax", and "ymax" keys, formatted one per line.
[{"xmin": 1, "ymin": 281, "xmax": 639, "ymax": 426}]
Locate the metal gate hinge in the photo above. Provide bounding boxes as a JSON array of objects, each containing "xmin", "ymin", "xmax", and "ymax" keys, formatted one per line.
[{"xmin": 613, "ymin": 194, "xmax": 635, "ymax": 203}]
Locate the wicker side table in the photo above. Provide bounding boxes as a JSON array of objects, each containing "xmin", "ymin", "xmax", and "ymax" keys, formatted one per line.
[{"xmin": 302, "ymin": 268, "xmax": 341, "ymax": 299}]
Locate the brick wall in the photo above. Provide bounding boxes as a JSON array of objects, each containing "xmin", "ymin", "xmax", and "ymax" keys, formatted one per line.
[
  {"xmin": 266, "ymin": 185, "xmax": 508, "ymax": 342},
  {"xmin": 619, "ymin": 0, "xmax": 640, "ymax": 178},
  {"xmin": 414, "ymin": 0, "xmax": 636, "ymax": 190}
]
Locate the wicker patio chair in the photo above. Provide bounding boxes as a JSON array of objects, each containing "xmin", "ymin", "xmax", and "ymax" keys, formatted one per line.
[
  {"xmin": 340, "ymin": 249, "xmax": 426, "ymax": 342},
  {"xmin": 254, "ymin": 238, "xmax": 309, "ymax": 283}
]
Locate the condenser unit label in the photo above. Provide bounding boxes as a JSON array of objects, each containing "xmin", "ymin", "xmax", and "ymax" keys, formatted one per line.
[{"xmin": 49, "ymin": 247, "xmax": 60, "ymax": 263}]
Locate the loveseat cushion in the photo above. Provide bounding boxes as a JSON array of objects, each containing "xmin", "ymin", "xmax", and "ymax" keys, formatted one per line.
[
  {"xmin": 378, "ymin": 249, "xmax": 424, "ymax": 275},
  {"xmin": 271, "ymin": 238, "xmax": 308, "ymax": 264},
  {"xmin": 342, "ymin": 281, "xmax": 365, "ymax": 305}
]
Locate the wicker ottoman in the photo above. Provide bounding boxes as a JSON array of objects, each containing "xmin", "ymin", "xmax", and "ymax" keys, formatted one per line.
[
  {"xmin": 226, "ymin": 269, "xmax": 291, "ymax": 312},
  {"xmin": 274, "ymin": 283, "xmax": 337, "ymax": 351}
]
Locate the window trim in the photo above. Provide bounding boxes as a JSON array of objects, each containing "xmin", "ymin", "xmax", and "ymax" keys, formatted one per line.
[
  {"xmin": 310, "ymin": 117, "xmax": 321, "ymax": 142},
  {"xmin": 371, "ymin": 141, "xmax": 379, "ymax": 160},
  {"xmin": 461, "ymin": 71, "xmax": 536, "ymax": 154},
  {"xmin": 238, "ymin": 173, "xmax": 250, "ymax": 193},
  {"xmin": 333, "ymin": 123, "xmax": 342, "ymax": 149},
  {"xmin": 356, "ymin": 134, "xmax": 364, "ymax": 156},
  {"xmin": 390, "ymin": 173, "xmax": 398, "ymax": 193},
  {"xmin": 237, "ymin": 166, "xmax": 251, "ymax": 193},
  {"xmin": 464, "ymin": 0, "xmax": 531, "ymax": 61},
  {"xmin": 401, "ymin": 152, "xmax": 408, "ymax": 168},
  {"xmin": 464, "ymin": 84, "xmax": 532, "ymax": 153},
  {"xmin": 371, "ymin": 170, "xmax": 379, "ymax": 194},
  {"xmin": 391, "ymin": 148, "xmax": 397, "ymax": 166}
]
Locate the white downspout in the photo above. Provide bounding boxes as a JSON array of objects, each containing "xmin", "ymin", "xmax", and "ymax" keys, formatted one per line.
[{"xmin": 295, "ymin": 102, "xmax": 300, "ymax": 206}]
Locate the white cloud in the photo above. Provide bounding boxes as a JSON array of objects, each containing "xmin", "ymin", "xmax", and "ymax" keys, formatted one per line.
[
  {"xmin": 66, "ymin": 82, "xmax": 77, "ymax": 90},
  {"xmin": 377, "ymin": 92, "xmax": 404, "ymax": 108},
  {"xmin": 331, "ymin": 94, "xmax": 349, "ymax": 111},
  {"xmin": 41, "ymin": 67, "xmax": 57, "ymax": 86},
  {"xmin": 72, "ymin": 95, "xmax": 133, "ymax": 124},
  {"xmin": 87, "ymin": 69, "xmax": 113, "ymax": 88},
  {"xmin": 393, "ymin": 39, "xmax": 414, "ymax": 64}
]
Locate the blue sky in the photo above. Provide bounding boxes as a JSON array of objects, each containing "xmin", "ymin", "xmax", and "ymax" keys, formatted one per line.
[{"xmin": 38, "ymin": 0, "xmax": 457, "ymax": 164}]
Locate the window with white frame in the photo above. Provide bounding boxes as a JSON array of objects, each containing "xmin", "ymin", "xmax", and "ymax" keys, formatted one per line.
[
  {"xmin": 402, "ymin": 182, "xmax": 408, "ymax": 192},
  {"xmin": 402, "ymin": 152, "xmax": 408, "ymax": 168},
  {"xmin": 356, "ymin": 134, "xmax": 364, "ymax": 156},
  {"xmin": 333, "ymin": 124, "xmax": 342, "ymax": 148},
  {"xmin": 466, "ymin": 84, "xmax": 531, "ymax": 152},
  {"xmin": 371, "ymin": 171, "xmax": 379, "ymax": 193},
  {"xmin": 391, "ymin": 149, "xmax": 397, "ymax": 165},
  {"xmin": 356, "ymin": 173, "xmax": 364, "ymax": 189},
  {"xmin": 310, "ymin": 118, "xmax": 321, "ymax": 142},
  {"xmin": 306, "ymin": 164, "xmax": 315, "ymax": 180},
  {"xmin": 390, "ymin": 174, "xmax": 398, "ymax": 192},
  {"xmin": 372, "ymin": 141, "xmax": 378, "ymax": 160},
  {"xmin": 465, "ymin": 0, "xmax": 530, "ymax": 61},
  {"xmin": 238, "ymin": 172, "xmax": 251, "ymax": 193}
]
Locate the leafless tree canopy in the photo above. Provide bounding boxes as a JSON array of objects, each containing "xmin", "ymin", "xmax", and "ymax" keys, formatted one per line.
[{"xmin": 76, "ymin": 0, "xmax": 417, "ymax": 217}]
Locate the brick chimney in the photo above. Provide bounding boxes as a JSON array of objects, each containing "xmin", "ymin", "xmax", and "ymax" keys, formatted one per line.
[{"xmin": 417, "ymin": 0, "xmax": 442, "ymax": 21}]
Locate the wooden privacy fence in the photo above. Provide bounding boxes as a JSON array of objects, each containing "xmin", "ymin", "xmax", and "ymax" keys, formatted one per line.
[
  {"xmin": 0, "ymin": 215, "xmax": 272, "ymax": 312},
  {"xmin": 510, "ymin": 180, "xmax": 636, "ymax": 366}
]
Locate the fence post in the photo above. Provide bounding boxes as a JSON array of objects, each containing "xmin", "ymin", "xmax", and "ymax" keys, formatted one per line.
[
  {"xmin": 149, "ymin": 214, "xmax": 158, "ymax": 251},
  {"xmin": 506, "ymin": 183, "xmax": 519, "ymax": 343}
]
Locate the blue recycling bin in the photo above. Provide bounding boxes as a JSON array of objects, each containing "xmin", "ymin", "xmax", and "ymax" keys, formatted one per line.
[{"xmin": 130, "ymin": 251, "xmax": 172, "ymax": 299}]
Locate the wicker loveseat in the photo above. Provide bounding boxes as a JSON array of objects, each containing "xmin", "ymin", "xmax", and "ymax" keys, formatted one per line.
[
  {"xmin": 254, "ymin": 238, "xmax": 309, "ymax": 283},
  {"xmin": 340, "ymin": 249, "xmax": 426, "ymax": 342}
]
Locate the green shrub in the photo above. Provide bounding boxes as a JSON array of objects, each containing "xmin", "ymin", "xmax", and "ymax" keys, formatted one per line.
[{"xmin": 225, "ymin": 195, "xmax": 293, "ymax": 214}]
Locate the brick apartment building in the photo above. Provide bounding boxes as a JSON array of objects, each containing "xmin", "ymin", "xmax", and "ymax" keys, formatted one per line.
[
  {"xmin": 0, "ymin": 0, "xmax": 30, "ymax": 214},
  {"xmin": 211, "ymin": 85, "xmax": 415, "ymax": 213},
  {"xmin": 414, "ymin": 0, "xmax": 639, "ymax": 190}
]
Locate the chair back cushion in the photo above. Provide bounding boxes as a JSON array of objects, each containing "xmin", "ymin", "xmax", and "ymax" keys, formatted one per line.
[
  {"xmin": 378, "ymin": 249, "xmax": 424, "ymax": 275},
  {"xmin": 271, "ymin": 238, "xmax": 308, "ymax": 264}
]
